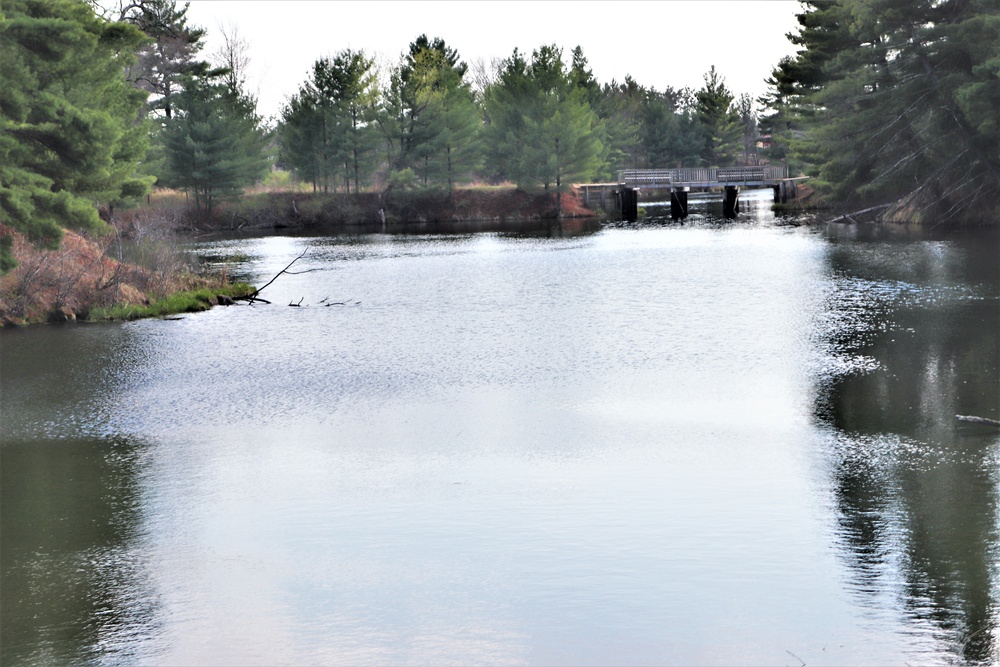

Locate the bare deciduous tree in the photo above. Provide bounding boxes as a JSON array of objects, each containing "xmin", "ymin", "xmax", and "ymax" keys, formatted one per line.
[{"xmin": 212, "ymin": 22, "xmax": 257, "ymax": 106}]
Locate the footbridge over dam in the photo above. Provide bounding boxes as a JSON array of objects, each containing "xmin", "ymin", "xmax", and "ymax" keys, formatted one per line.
[{"xmin": 579, "ymin": 166, "xmax": 801, "ymax": 221}]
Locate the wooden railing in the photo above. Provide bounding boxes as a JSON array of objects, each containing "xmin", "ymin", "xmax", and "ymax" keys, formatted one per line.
[{"xmin": 618, "ymin": 166, "xmax": 788, "ymax": 187}]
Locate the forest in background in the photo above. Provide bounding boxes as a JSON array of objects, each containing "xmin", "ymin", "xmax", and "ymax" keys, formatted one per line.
[{"xmin": 1, "ymin": 0, "xmax": 998, "ymax": 316}]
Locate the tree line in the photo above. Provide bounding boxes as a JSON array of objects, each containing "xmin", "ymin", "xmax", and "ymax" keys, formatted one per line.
[
  {"xmin": 276, "ymin": 39, "xmax": 760, "ymax": 211},
  {"xmin": 2, "ymin": 0, "xmax": 997, "ymax": 271}
]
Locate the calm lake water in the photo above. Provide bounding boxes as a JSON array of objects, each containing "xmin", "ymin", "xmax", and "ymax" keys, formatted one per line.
[{"xmin": 2, "ymin": 191, "xmax": 999, "ymax": 665}]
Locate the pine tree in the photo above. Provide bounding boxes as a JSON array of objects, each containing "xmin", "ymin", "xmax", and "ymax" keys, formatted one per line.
[
  {"xmin": 385, "ymin": 35, "xmax": 478, "ymax": 190},
  {"xmin": 572, "ymin": 49, "xmax": 635, "ymax": 180},
  {"xmin": 395, "ymin": 41, "xmax": 481, "ymax": 192},
  {"xmin": 759, "ymin": 2, "xmax": 858, "ymax": 171},
  {"xmin": 160, "ymin": 78, "xmax": 268, "ymax": 214},
  {"xmin": 736, "ymin": 93, "xmax": 760, "ymax": 165},
  {"xmin": 637, "ymin": 85, "xmax": 702, "ymax": 169},
  {"xmin": 280, "ymin": 51, "xmax": 379, "ymax": 193},
  {"xmin": 482, "ymin": 48, "xmax": 533, "ymax": 185},
  {"xmin": 695, "ymin": 66, "xmax": 741, "ymax": 166},
  {"xmin": 0, "ymin": 0, "xmax": 151, "ymax": 272},
  {"xmin": 281, "ymin": 67, "xmax": 336, "ymax": 192},
  {"xmin": 118, "ymin": 0, "xmax": 214, "ymax": 119},
  {"xmin": 767, "ymin": 0, "xmax": 1000, "ymax": 221},
  {"xmin": 484, "ymin": 44, "xmax": 606, "ymax": 213},
  {"xmin": 330, "ymin": 50, "xmax": 379, "ymax": 194},
  {"xmin": 280, "ymin": 89, "xmax": 324, "ymax": 190},
  {"xmin": 591, "ymin": 78, "xmax": 643, "ymax": 172}
]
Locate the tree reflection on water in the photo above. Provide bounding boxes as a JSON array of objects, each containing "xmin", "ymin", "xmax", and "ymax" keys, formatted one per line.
[
  {"xmin": 0, "ymin": 436, "xmax": 158, "ymax": 665},
  {"xmin": 815, "ymin": 224, "xmax": 1000, "ymax": 665}
]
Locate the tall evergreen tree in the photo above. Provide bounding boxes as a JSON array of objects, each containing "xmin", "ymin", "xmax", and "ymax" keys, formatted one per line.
[
  {"xmin": 280, "ymin": 88, "xmax": 324, "ymax": 190},
  {"xmin": 160, "ymin": 78, "xmax": 268, "ymax": 214},
  {"xmin": 571, "ymin": 48, "xmax": 635, "ymax": 180},
  {"xmin": 0, "ymin": 0, "xmax": 151, "ymax": 272},
  {"xmin": 384, "ymin": 35, "xmax": 475, "ymax": 188},
  {"xmin": 394, "ymin": 40, "xmax": 481, "ymax": 191},
  {"xmin": 767, "ymin": 0, "xmax": 1000, "ymax": 221},
  {"xmin": 482, "ymin": 47, "xmax": 533, "ymax": 185},
  {"xmin": 117, "ymin": 0, "xmax": 214, "ymax": 119},
  {"xmin": 569, "ymin": 45, "xmax": 601, "ymax": 109},
  {"xmin": 759, "ymin": 2, "xmax": 858, "ymax": 170},
  {"xmin": 330, "ymin": 49, "xmax": 379, "ymax": 194},
  {"xmin": 638, "ymin": 85, "xmax": 702, "ymax": 168},
  {"xmin": 735, "ymin": 93, "xmax": 760, "ymax": 165},
  {"xmin": 594, "ymin": 78, "xmax": 644, "ymax": 172},
  {"xmin": 280, "ymin": 51, "xmax": 379, "ymax": 193},
  {"xmin": 695, "ymin": 65, "xmax": 741, "ymax": 166},
  {"xmin": 484, "ymin": 44, "xmax": 606, "ymax": 214}
]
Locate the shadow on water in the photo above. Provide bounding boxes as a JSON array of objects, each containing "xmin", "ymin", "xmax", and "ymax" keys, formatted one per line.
[
  {"xmin": 197, "ymin": 215, "xmax": 604, "ymax": 243},
  {"xmin": 190, "ymin": 217, "xmax": 606, "ymax": 280},
  {"xmin": 813, "ymin": 223, "xmax": 1000, "ymax": 664},
  {"xmin": 0, "ymin": 435, "xmax": 157, "ymax": 666}
]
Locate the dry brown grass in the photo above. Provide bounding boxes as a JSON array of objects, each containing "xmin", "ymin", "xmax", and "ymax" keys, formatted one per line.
[{"xmin": 0, "ymin": 229, "xmax": 153, "ymax": 324}]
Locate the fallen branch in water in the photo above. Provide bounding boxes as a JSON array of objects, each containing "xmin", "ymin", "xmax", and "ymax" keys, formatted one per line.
[
  {"xmin": 956, "ymin": 415, "xmax": 1000, "ymax": 427},
  {"xmin": 247, "ymin": 246, "xmax": 310, "ymax": 305},
  {"xmin": 289, "ymin": 297, "xmax": 304, "ymax": 307},
  {"xmin": 828, "ymin": 204, "xmax": 891, "ymax": 224},
  {"xmin": 234, "ymin": 295, "xmax": 270, "ymax": 304}
]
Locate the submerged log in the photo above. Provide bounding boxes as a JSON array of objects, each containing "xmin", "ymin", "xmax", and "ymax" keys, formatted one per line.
[
  {"xmin": 828, "ymin": 204, "xmax": 892, "ymax": 224},
  {"xmin": 234, "ymin": 295, "xmax": 271, "ymax": 304},
  {"xmin": 956, "ymin": 415, "xmax": 1000, "ymax": 427}
]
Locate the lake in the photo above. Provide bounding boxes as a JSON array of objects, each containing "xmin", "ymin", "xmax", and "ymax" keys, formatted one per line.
[{"xmin": 2, "ymin": 190, "xmax": 998, "ymax": 665}]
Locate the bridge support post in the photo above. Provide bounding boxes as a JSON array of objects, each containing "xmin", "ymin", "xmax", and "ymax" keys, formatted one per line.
[
  {"xmin": 723, "ymin": 186, "xmax": 740, "ymax": 218},
  {"xmin": 773, "ymin": 180, "xmax": 794, "ymax": 204},
  {"xmin": 670, "ymin": 188, "xmax": 688, "ymax": 219},
  {"xmin": 619, "ymin": 187, "xmax": 639, "ymax": 222}
]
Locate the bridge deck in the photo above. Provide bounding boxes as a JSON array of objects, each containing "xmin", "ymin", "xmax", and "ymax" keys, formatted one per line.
[{"xmin": 618, "ymin": 166, "xmax": 789, "ymax": 189}]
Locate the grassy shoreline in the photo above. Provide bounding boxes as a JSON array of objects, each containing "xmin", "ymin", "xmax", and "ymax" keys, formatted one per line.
[{"xmin": 87, "ymin": 282, "xmax": 256, "ymax": 322}]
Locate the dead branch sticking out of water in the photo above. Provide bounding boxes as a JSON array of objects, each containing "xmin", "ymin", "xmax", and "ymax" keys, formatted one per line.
[
  {"xmin": 956, "ymin": 415, "xmax": 1000, "ymax": 427},
  {"xmin": 289, "ymin": 297, "xmax": 303, "ymax": 307},
  {"xmin": 785, "ymin": 649, "xmax": 806, "ymax": 667},
  {"xmin": 247, "ymin": 246, "xmax": 310, "ymax": 305}
]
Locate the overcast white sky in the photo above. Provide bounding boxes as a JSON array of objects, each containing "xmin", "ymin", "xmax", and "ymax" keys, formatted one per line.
[{"xmin": 182, "ymin": 0, "xmax": 805, "ymax": 121}]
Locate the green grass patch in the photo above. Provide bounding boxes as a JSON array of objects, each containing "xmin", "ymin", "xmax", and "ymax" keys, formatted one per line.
[{"xmin": 89, "ymin": 282, "xmax": 255, "ymax": 322}]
